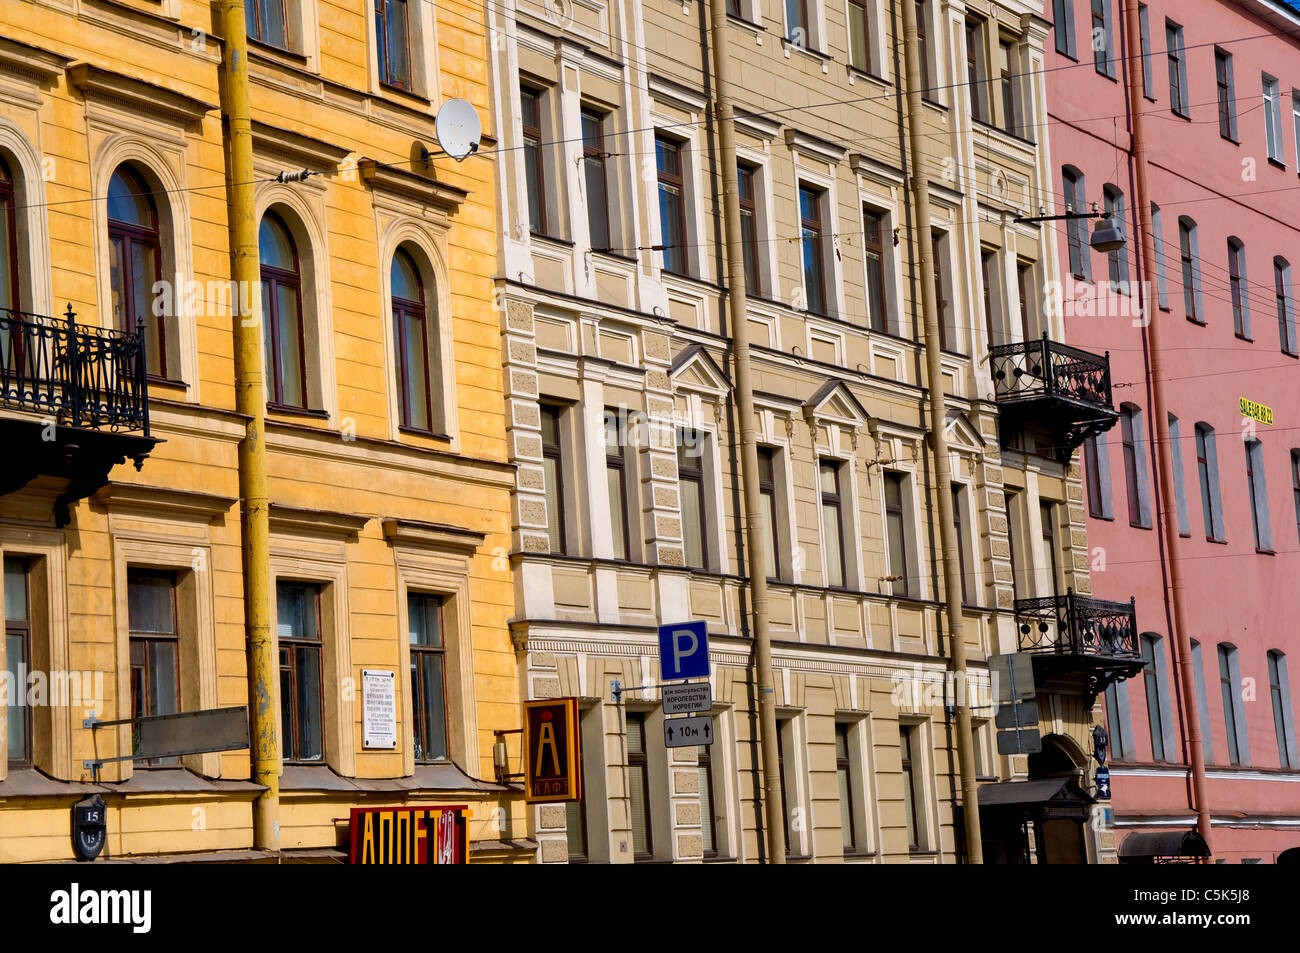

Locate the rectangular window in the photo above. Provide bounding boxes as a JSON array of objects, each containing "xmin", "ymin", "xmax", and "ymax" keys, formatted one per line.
[
  {"xmin": 565, "ymin": 797, "xmax": 587, "ymax": 860},
  {"xmin": 916, "ymin": 2, "xmax": 934, "ymax": 95},
  {"xmin": 759, "ymin": 447, "xmax": 781, "ymax": 580},
  {"xmin": 678, "ymin": 432, "xmax": 708, "ymax": 570},
  {"xmin": 966, "ymin": 17, "xmax": 989, "ymax": 123},
  {"xmin": 375, "ymin": 0, "xmax": 412, "ymax": 90},
  {"xmin": 1138, "ymin": 5, "xmax": 1154, "ymax": 98},
  {"xmin": 799, "ymin": 185, "xmax": 828, "ymax": 316},
  {"xmin": 1120, "ymin": 405, "xmax": 1150, "ymax": 527},
  {"xmin": 1005, "ymin": 490, "xmax": 1022, "ymax": 601},
  {"xmin": 1215, "ymin": 49, "xmax": 1236, "ymax": 140},
  {"xmin": 656, "ymin": 134, "xmax": 688, "ymax": 275},
  {"xmin": 1295, "ymin": 91, "xmax": 1300, "ymax": 175},
  {"xmin": 999, "ymin": 39, "xmax": 1020, "ymax": 135},
  {"xmin": 540, "ymin": 405, "xmax": 567, "ymax": 554},
  {"xmin": 246, "ymin": 0, "xmax": 289, "ymax": 50},
  {"xmin": 277, "ymin": 582, "xmax": 324, "ymax": 764},
  {"xmin": 128, "ymin": 570, "xmax": 181, "ymax": 766},
  {"xmin": 1179, "ymin": 218, "xmax": 1201, "ymax": 321},
  {"xmin": 1104, "ymin": 188, "xmax": 1129, "ymax": 288},
  {"xmin": 1063, "ymin": 168, "xmax": 1089, "ymax": 280},
  {"xmin": 1276, "ymin": 259, "xmax": 1297, "ymax": 355},
  {"xmin": 785, "ymin": 0, "xmax": 810, "ymax": 46},
  {"xmin": 1218, "ymin": 644, "xmax": 1243, "ymax": 766},
  {"xmin": 836, "ymin": 723, "xmax": 857, "ymax": 851},
  {"xmin": 951, "ymin": 484, "xmax": 970, "ymax": 604},
  {"xmin": 4, "ymin": 558, "xmax": 31, "ymax": 767},
  {"xmin": 1140, "ymin": 634, "xmax": 1167, "ymax": 762},
  {"xmin": 776, "ymin": 717, "xmax": 794, "ymax": 853},
  {"xmin": 1264, "ymin": 75, "xmax": 1284, "ymax": 164},
  {"xmin": 1245, "ymin": 438, "xmax": 1272, "ymax": 551},
  {"xmin": 626, "ymin": 712, "xmax": 653, "ymax": 858},
  {"xmin": 981, "ymin": 249, "xmax": 1000, "ymax": 347},
  {"xmin": 1016, "ymin": 260, "xmax": 1036, "ymax": 340},
  {"xmin": 1040, "ymin": 501, "xmax": 1061, "ymax": 600},
  {"xmin": 1053, "ymin": 0, "xmax": 1076, "ymax": 59},
  {"xmin": 1195, "ymin": 424, "xmax": 1224, "ymax": 541},
  {"xmin": 1091, "ymin": 0, "xmax": 1114, "ymax": 78},
  {"xmin": 698, "ymin": 743, "xmax": 718, "ymax": 857},
  {"xmin": 884, "ymin": 472, "xmax": 909, "ymax": 597},
  {"xmin": 408, "ymin": 592, "xmax": 448, "ymax": 763},
  {"xmin": 1268, "ymin": 652, "xmax": 1295, "ymax": 768},
  {"xmin": 1151, "ymin": 204, "xmax": 1169, "ymax": 309},
  {"xmin": 737, "ymin": 163, "xmax": 761, "ymax": 296},
  {"xmin": 604, "ymin": 409, "xmax": 631, "ymax": 561},
  {"xmin": 582, "ymin": 109, "xmax": 610, "ymax": 251},
  {"xmin": 1191, "ymin": 640, "xmax": 1215, "ymax": 764},
  {"xmin": 900, "ymin": 724, "xmax": 922, "ymax": 851},
  {"xmin": 520, "ymin": 86, "xmax": 548, "ymax": 236},
  {"xmin": 848, "ymin": 0, "xmax": 873, "ymax": 75},
  {"xmin": 1104, "ymin": 679, "xmax": 1133, "ymax": 761},
  {"xmin": 863, "ymin": 208, "xmax": 888, "ymax": 333},
  {"xmin": 932, "ymin": 231, "xmax": 953, "ymax": 351},
  {"xmin": 1229, "ymin": 240, "xmax": 1249, "ymax": 338},
  {"xmin": 820, "ymin": 461, "xmax": 846, "ymax": 589},
  {"xmin": 1083, "ymin": 433, "xmax": 1113, "ymax": 519},
  {"xmin": 1168, "ymin": 415, "xmax": 1191, "ymax": 535},
  {"xmin": 1166, "ymin": 22, "xmax": 1188, "ymax": 117},
  {"xmin": 1292, "ymin": 451, "xmax": 1300, "ymax": 545}
]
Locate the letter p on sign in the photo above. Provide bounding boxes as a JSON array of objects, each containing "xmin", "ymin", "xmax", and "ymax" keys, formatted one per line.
[{"xmin": 658, "ymin": 621, "xmax": 711, "ymax": 680}]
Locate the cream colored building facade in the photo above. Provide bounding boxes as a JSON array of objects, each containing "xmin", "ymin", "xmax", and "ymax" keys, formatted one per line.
[
  {"xmin": 491, "ymin": 0, "xmax": 1135, "ymax": 862},
  {"xmin": 0, "ymin": 1, "xmax": 528, "ymax": 861}
]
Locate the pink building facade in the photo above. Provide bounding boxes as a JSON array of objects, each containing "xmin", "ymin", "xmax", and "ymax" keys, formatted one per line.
[{"xmin": 1045, "ymin": 0, "xmax": 1300, "ymax": 863}]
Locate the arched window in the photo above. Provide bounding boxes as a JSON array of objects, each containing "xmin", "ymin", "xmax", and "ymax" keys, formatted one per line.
[
  {"xmin": 0, "ymin": 156, "xmax": 17, "ymax": 312},
  {"xmin": 1178, "ymin": 215, "xmax": 1203, "ymax": 323},
  {"xmin": 1103, "ymin": 184, "xmax": 1128, "ymax": 289},
  {"xmin": 259, "ymin": 211, "xmax": 307, "ymax": 410},
  {"xmin": 107, "ymin": 165, "xmax": 166, "ymax": 377},
  {"xmin": 391, "ymin": 245, "xmax": 433, "ymax": 432},
  {"xmin": 1061, "ymin": 165, "xmax": 1088, "ymax": 279},
  {"xmin": 1275, "ymin": 256, "xmax": 1296, "ymax": 355}
]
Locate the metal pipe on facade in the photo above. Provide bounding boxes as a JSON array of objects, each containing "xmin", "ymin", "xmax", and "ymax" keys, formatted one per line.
[
  {"xmin": 898, "ymin": 0, "xmax": 982, "ymax": 863},
  {"xmin": 218, "ymin": 0, "xmax": 280, "ymax": 851},
  {"xmin": 1120, "ymin": 0, "xmax": 1212, "ymax": 855},
  {"xmin": 705, "ymin": 0, "xmax": 785, "ymax": 863}
]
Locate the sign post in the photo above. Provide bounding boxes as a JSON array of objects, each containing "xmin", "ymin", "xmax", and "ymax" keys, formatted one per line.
[{"xmin": 991, "ymin": 652, "xmax": 1041, "ymax": 756}]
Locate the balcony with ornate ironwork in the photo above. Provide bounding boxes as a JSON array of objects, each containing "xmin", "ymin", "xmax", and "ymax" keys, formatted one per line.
[
  {"xmin": 989, "ymin": 334, "xmax": 1118, "ymax": 461},
  {"xmin": 1013, "ymin": 589, "xmax": 1144, "ymax": 701},
  {"xmin": 0, "ymin": 305, "xmax": 156, "ymax": 525}
]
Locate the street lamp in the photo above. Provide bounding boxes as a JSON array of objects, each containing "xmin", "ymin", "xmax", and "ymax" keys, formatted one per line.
[{"xmin": 1089, "ymin": 215, "xmax": 1126, "ymax": 253}]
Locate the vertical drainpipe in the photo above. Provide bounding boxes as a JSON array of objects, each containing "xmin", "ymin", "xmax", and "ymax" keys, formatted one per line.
[
  {"xmin": 899, "ymin": 0, "xmax": 982, "ymax": 862},
  {"xmin": 218, "ymin": 0, "xmax": 280, "ymax": 852},
  {"xmin": 1119, "ymin": 0, "xmax": 1212, "ymax": 856},
  {"xmin": 705, "ymin": 0, "xmax": 785, "ymax": 863}
]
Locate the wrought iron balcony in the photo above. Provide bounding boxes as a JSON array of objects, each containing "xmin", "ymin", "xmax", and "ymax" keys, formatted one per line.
[
  {"xmin": 1013, "ymin": 589, "xmax": 1144, "ymax": 701},
  {"xmin": 989, "ymin": 334, "xmax": 1118, "ymax": 461},
  {"xmin": 0, "ymin": 305, "xmax": 156, "ymax": 525}
]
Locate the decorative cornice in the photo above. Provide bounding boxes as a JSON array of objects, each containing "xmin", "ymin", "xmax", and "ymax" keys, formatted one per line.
[
  {"xmin": 850, "ymin": 152, "xmax": 905, "ymax": 188},
  {"xmin": 928, "ymin": 180, "xmax": 965, "ymax": 209},
  {"xmin": 252, "ymin": 120, "xmax": 350, "ymax": 173},
  {"xmin": 784, "ymin": 127, "xmax": 846, "ymax": 166},
  {"xmin": 269, "ymin": 504, "xmax": 369, "ymax": 538},
  {"xmin": 90, "ymin": 483, "xmax": 235, "ymax": 522},
  {"xmin": 381, "ymin": 517, "xmax": 485, "ymax": 553},
  {"xmin": 0, "ymin": 36, "xmax": 69, "ymax": 84},
  {"xmin": 358, "ymin": 158, "xmax": 468, "ymax": 215},
  {"xmin": 68, "ymin": 62, "xmax": 214, "ymax": 126},
  {"xmin": 648, "ymin": 73, "xmax": 708, "ymax": 115},
  {"xmin": 733, "ymin": 106, "xmax": 782, "ymax": 141}
]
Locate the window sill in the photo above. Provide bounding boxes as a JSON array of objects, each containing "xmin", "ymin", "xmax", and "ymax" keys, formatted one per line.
[
  {"xmin": 1090, "ymin": 513, "xmax": 1115, "ymax": 522},
  {"xmin": 781, "ymin": 38, "xmax": 831, "ymax": 63},
  {"xmin": 1206, "ymin": 536, "xmax": 1228, "ymax": 545},
  {"xmin": 380, "ymin": 81, "xmax": 432, "ymax": 110},
  {"xmin": 842, "ymin": 848, "xmax": 877, "ymax": 860},
  {"xmin": 248, "ymin": 36, "xmax": 309, "ymax": 66},
  {"xmin": 146, "ymin": 375, "xmax": 188, "ymax": 390},
  {"xmin": 531, "ymin": 232, "xmax": 574, "ymax": 247},
  {"xmin": 267, "ymin": 403, "xmax": 329, "ymax": 420},
  {"xmin": 1129, "ymin": 521, "xmax": 1153, "ymax": 530},
  {"xmin": 591, "ymin": 248, "xmax": 639, "ymax": 265},
  {"xmin": 726, "ymin": 13, "xmax": 765, "ymax": 33},
  {"xmin": 908, "ymin": 848, "xmax": 939, "ymax": 857},
  {"xmin": 1255, "ymin": 547, "xmax": 1275, "ymax": 556},
  {"xmin": 1234, "ymin": 332, "xmax": 1252, "ymax": 342},
  {"xmin": 1170, "ymin": 109, "xmax": 1192, "ymax": 122},
  {"xmin": 398, "ymin": 425, "xmax": 452, "ymax": 441},
  {"xmin": 1186, "ymin": 316, "xmax": 1206, "ymax": 326},
  {"xmin": 1268, "ymin": 157, "xmax": 1287, "ymax": 171},
  {"xmin": 847, "ymin": 65, "xmax": 890, "ymax": 87},
  {"xmin": 702, "ymin": 854, "xmax": 739, "ymax": 863},
  {"xmin": 971, "ymin": 117, "xmax": 1037, "ymax": 147},
  {"xmin": 1282, "ymin": 349, "xmax": 1299, "ymax": 359},
  {"xmin": 1093, "ymin": 68, "xmax": 1120, "ymax": 84},
  {"xmin": 1221, "ymin": 134, "xmax": 1240, "ymax": 145}
]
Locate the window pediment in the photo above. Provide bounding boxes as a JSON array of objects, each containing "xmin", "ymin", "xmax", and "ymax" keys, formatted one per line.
[
  {"xmin": 359, "ymin": 158, "xmax": 467, "ymax": 219},
  {"xmin": 669, "ymin": 344, "xmax": 729, "ymax": 398},
  {"xmin": 803, "ymin": 379, "xmax": 868, "ymax": 430},
  {"xmin": 252, "ymin": 120, "xmax": 350, "ymax": 175},
  {"xmin": 68, "ymin": 62, "xmax": 214, "ymax": 127}
]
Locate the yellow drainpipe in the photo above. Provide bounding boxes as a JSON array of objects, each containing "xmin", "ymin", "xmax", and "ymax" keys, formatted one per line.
[{"xmin": 218, "ymin": 0, "xmax": 279, "ymax": 852}]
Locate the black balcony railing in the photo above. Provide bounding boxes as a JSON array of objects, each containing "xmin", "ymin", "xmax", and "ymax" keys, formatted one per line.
[
  {"xmin": 0, "ymin": 305, "xmax": 149, "ymax": 435},
  {"xmin": 1013, "ymin": 589, "xmax": 1139, "ymax": 661},
  {"xmin": 990, "ymin": 334, "xmax": 1113, "ymax": 409}
]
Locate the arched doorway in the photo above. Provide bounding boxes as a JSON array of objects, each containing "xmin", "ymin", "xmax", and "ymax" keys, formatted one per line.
[{"xmin": 980, "ymin": 734, "xmax": 1094, "ymax": 864}]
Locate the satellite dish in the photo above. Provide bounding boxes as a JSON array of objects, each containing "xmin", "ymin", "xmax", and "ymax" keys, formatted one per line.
[{"xmin": 435, "ymin": 99, "xmax": 481, "ymax": 162}]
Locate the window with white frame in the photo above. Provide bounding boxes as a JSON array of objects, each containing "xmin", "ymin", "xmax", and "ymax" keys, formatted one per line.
[
  {"xmin": 1053, "ymin": 0, "xmax": 1076, "ymax": 59},
  {"xmin": 950, "ymin": 483, "xmax": 975, "ymax": 605},
  {"xmin": 799, "ymin": 183, "xmax": 833, "ymax": 316},
  {"xmin": 1217, "ymin": 643, "xmax": 1249, "ymax": 766},
  {"xmin": 1275, "ymin": 256, "xmax": 1297, "ymax": 355},
  {"xmin": 862, "ymin": 206, "xmax": 891, "ymax": 333},
  {"xmin": 819, "ymin": 459, "xmax": 850, "ymax": 589},
  {"xmin": 1062, "ymin": 166, "xmax": 1089, "ymax": 280},
  {"xmin": 1167, "ymin": 414, "xmax": 1191, "ymax": 535},
  {"xmin": 899, "ymin": 721, "xmax": 929, "ymax": 852},
  {"xmin": 1190, "ymin": 639, "xmax": 1214, "ymax": 763},
  {"xmin": 836, "ymin": 719, "xmax": 874, "ymax": 855},
  {"xmin": 883, "ymin": 471, "xmax": 912, "ymax": 597},
  {"xmin": 1215, "ymin": 48, "xmax": 1236, "ymax": 140},
  {"xmin": 1140, "ymin": 632, "xmax": 1174, "ymax": 762},
  {"xmin": 678, "ymin": 429, "xmax": 711, "ymax": 570},
  {"xmin": 1151, "ymin": 203, "xmax": 1169, "ymax": 309},
  {"xmin": 1228, "ymin": 237, "xmax": 1251, "ymax": 338},
  {"xmin": 1166, "ymin": 21, "xmax": 1188, "ymax": 117},
  {"xmin": 848, "ymin": 0, "xmax": 881, "ymax": 76},
  {"xmin": 965, "ymin": 15, "xmax": 990, "ymax": 124},
  {"xmin": 776, "ymin": 715, "xmax": 805, "ymax": 855},
  {"xmin": 1195, "ymin": 422, "xmax": 1225, "ymax": 541},
  {"xmin": 1138, "ymin": 5, "xmax": 1154, "ymax": 99},
  {"xmin": 1178, "ymin": 216, "xmax": 1203, "ymax": 322},
  {"xmin": 1103, "ymin": 184, "xmax": 1129, "ymax": 290},
  {"xmin": 1244, "ymin": 437, "xmax": 1272, "ymax": 552},
  {"xmin": 1104, "ymin": 677, "xmax": 1135, "ymax": 761},
  {"xmin": 1091, "ymin": 0, "xmax": 1115, "ymax": 79},
  {"xmin": 1264, "ymin": 74, "xmax": 1285, "ymax": 165},
  {"xmin": 1268, "ymin": 650, "xmax": 1297, "ymax": 769},
  {"xmin": 758, "ymin": 446, "xmax": 784, "ymax": 581},
  {"xmin": 1120, "ymin": 403, "xmax": 1153, "ymax": 528}
]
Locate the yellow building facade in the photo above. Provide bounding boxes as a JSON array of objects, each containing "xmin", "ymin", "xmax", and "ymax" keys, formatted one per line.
[{"xmin": 0, "ymin": 0, "xmax": 527, "ymax": 861}]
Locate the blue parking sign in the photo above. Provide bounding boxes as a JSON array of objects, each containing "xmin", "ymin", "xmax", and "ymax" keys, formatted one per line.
[{"xmin": 658, "ymin": 621, "xmax": 710, "ymax": 680}]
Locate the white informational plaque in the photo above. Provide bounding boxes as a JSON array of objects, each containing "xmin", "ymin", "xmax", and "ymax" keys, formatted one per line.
[{"xmin": 362, "ymin": 669, "xmax": 398, "ymax": 749}]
